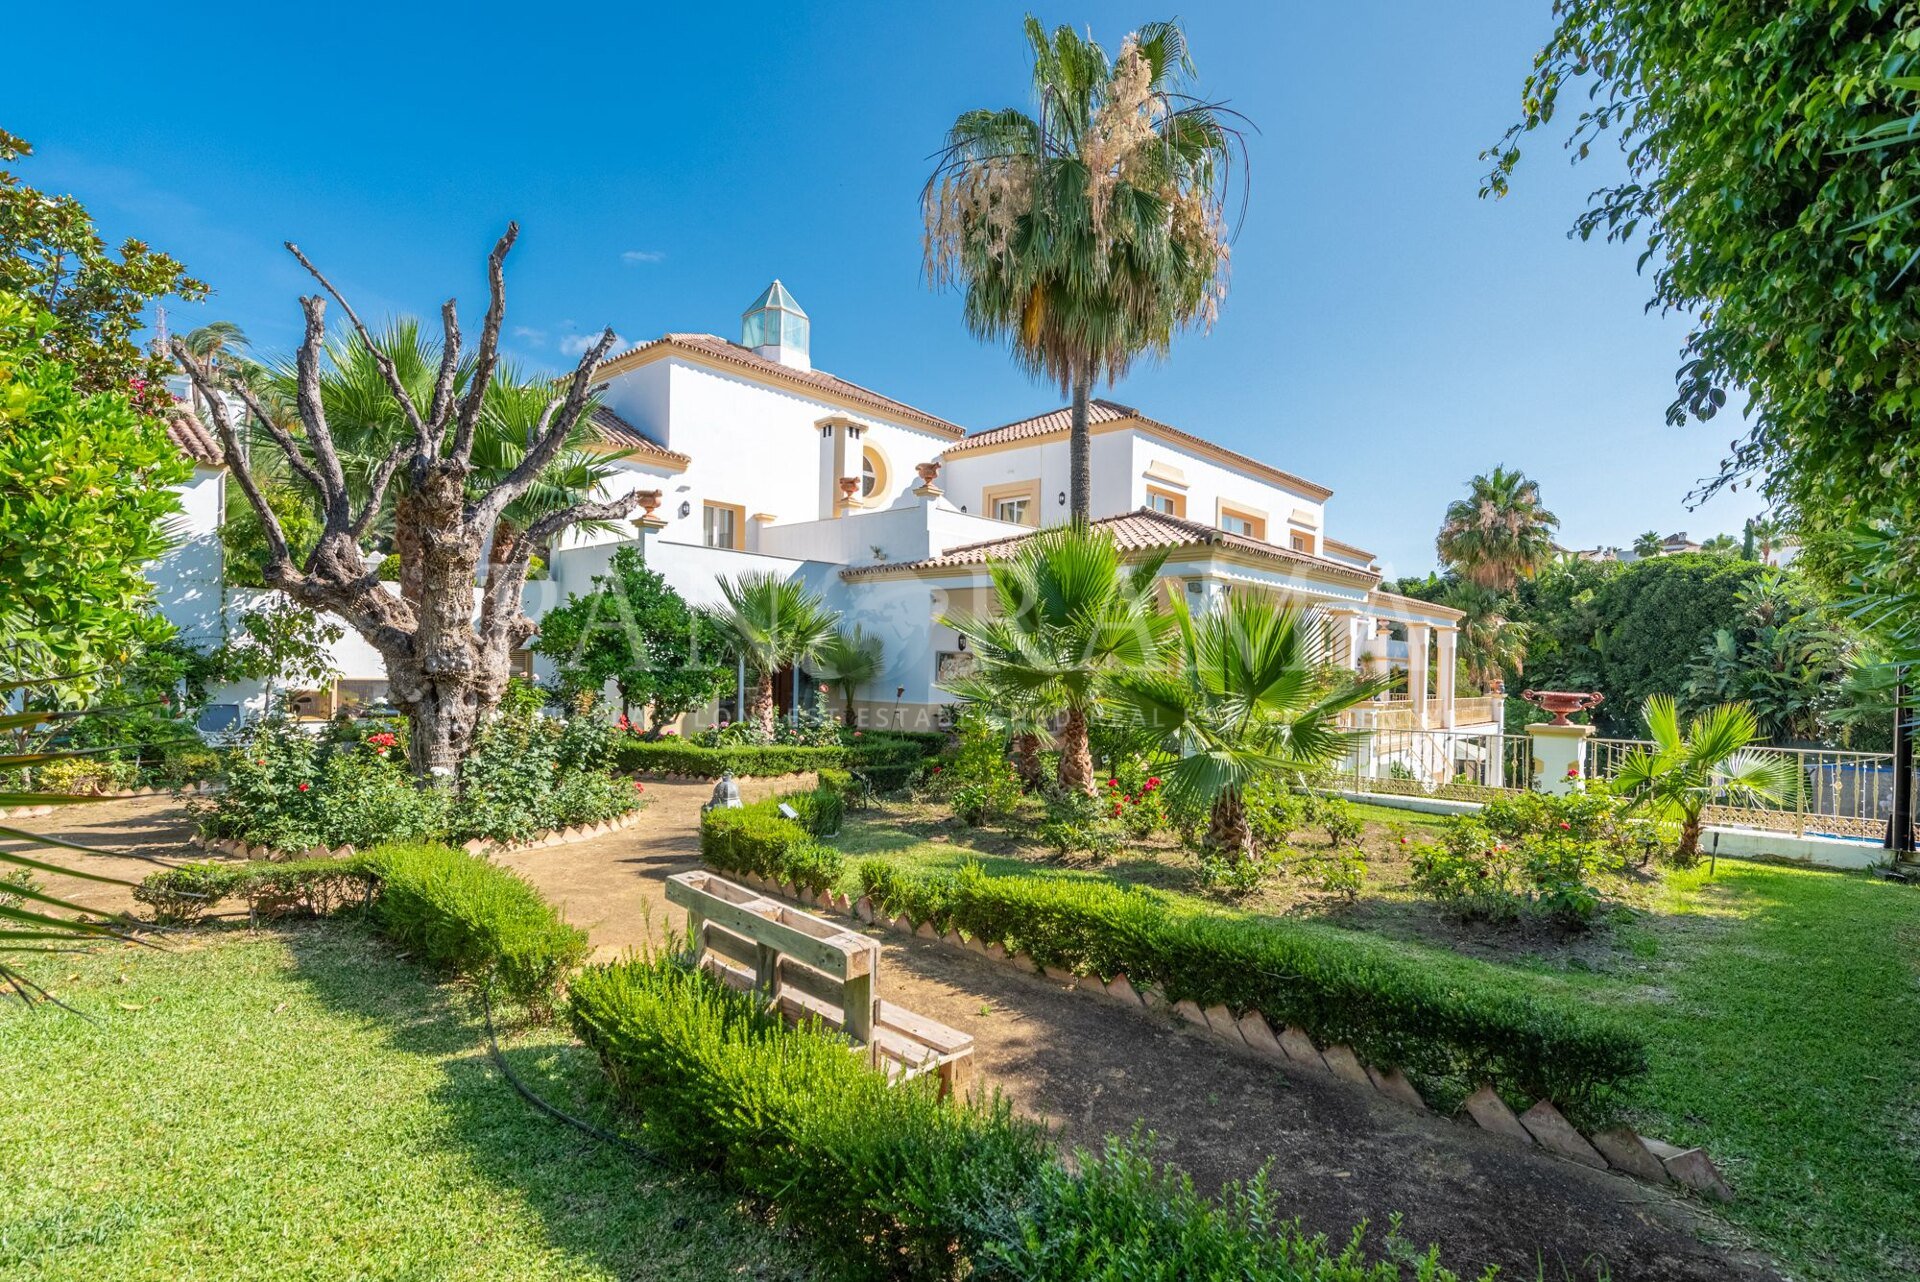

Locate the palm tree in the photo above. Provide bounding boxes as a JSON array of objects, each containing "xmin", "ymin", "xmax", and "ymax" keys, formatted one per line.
[
  {"xmin": 1613, "ymin": 695, "xmax": 1800, "ymax": 865},
  {"xmin": 1109, "ymin": 596, "xmax": 1387, "ymax": 860},
  {"xmin": 804, "ymin": 626, "xmax": 886, "ymax": 726},
  {"xmin": 181, "ymin": 321, "xmax": 249, "ymax": 415},
  {"xmin": 925, "ymin": 18, "xmax": 1245, "ymax": 519},
  {"xmin": 945, "ymin": 523, "xmax": 1168, "ymax": 794},
  {"xmin": 1444, "ymin": 583, "xmax": 1530, "ymax": 691},
  {"xmin": 1632, "ymin": 530, "xmax": 1664, "ymax": 559},
  {"xmin": 706, "ymin": 573, "xmax": 839, "ymax": 740},
  {"xmin": 260, "ymin": 324, "xmax": 625, "ymax": 597},
  {"xmin": 1700, "ymin": 533, "xmax": 1741, "ymax": 556},
  {"xmin": 1435, "ymin": 467, "xmax": 1560, "ymax": 591},
  {"xmin": 943, "ymin": 665, "xmax": 1061, "ymax": 789}
]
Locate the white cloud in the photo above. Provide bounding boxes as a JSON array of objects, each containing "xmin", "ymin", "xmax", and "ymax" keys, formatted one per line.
[
  {"xmin": 511, "ymin": 325, "xmax": 547, "ymax": 346},
  {"xmin": 620, "ymin": 249, "xmax": 666, "ymax": 265},
  {"xmin": 559, "ymin": 331, "xmax": 626, "ymax": 356}
]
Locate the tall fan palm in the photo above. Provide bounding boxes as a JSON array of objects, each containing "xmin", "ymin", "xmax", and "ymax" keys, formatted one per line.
[
  {"xmin": 1110, "ymin": 596, "xmax": 1388, "ymax": 860},
  {"xmin": 1632, "ymin": 530, "xmax": 1664, "ymax": 558},
  {"xmin": 804, "ymin": 626, "xmax": 886, "ymax": 726},
  {"xmin": 707, "ymin": 573, "xmax": 839, "ymax": 739},
  {"xmin": 1613, "ymin": 695, "xmax": 1800, "ymax": 865},
  {"xmin": 1444, "ymin": 583, "xmax": 1530, "ymax": 691},
  {"xmin": 1435, "ymin": 467, "xmax": 1560, "ymax": 591},
  {"xmin": 180, "ymin": 321, "xmax": 249, "ymax": 417},
  {"xmin": 259, "ymin": 323, "xmax": 626, "ymax": 592},
  {"xmin": 925, "ymin": 18, "xmax": 1246, "ymax": 519},
  {"xmin": 944, "ymin": 523, "xmax": 1169, "ymax": 794}
]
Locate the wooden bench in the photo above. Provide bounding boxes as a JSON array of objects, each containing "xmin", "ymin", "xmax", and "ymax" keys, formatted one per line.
[{"xmin": 664, "ymin": 870, "xmax": 975, "ymax": 1097}]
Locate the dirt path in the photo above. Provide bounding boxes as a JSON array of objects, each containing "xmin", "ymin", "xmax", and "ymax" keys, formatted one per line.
[{"xmin": 17, "ymin": 789, "xmax": 1781, "ymax": 1281}]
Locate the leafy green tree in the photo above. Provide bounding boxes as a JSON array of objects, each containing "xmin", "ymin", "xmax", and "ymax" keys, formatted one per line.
[
  {"xmin": 945, "ymin": 522, "xmax": 1168, "ymax": 795},
  {"xmin": 704, "ymin": 572, "xmax": 838, "ymax": 740},
  {"xmin": 1435, "ymin": 467, "xmax": 1559, "ymax": 591},
  {"xmin": 925, "ymin": 18, "xmax": 1243, "ymax": 519},
  {"xmin": 0, "ymin": 294, "xmax": 189, "ymax": 695},
  {"xmin": 1614, "ymin": 696, "xmax": 1799, "ymax": 866},
  {"xmin": 804, "ymin": 626, "xmax": 886, "ymax": 726},
  {"xmin": 0, "ymin": 132, "xmax": 205, "ymax": 413},
  {"xmin": 1109, "ymin": 595, "xmax": 1383, "ymax": 860},
  {"xmin": 1444, "ymin": 583, "xmax": 1530, "ymax": 692},
  {"xmin": 208, "ymin": 599, "xmax": 344, "ymax": 715},
  {"xmin": 532, "ymin": 547, "xmax": 726, "ymax": 734},
  {"xmin": 221, "ymin": 480, "xmax": 323, "ymax": 588},
  {"xmin": 1484, "ymin": 6, "xmax": 1920, "ymax": 649},
  {"xmin": 1683, "ymin": 570, "xmax": 1854, "ymax": 743}
]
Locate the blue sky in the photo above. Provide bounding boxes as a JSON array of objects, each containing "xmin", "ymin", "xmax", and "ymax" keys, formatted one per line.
[{"xmin": 4, "ymin": 1, "xmax": 1766, "ymax": 575}]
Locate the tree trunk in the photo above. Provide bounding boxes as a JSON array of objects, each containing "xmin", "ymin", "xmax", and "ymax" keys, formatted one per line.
[
  {"xmin": 1056, "ymin": 707, "xmax": 1095, "ymax": 796},
  {"xmin": 750, "ymin": 669, "xmax": 777, "ymax": 740},
  {"xmin": 1069, "ymin": 371, "xmax": 1092, "ymax": 522},
  {"xmin": 1207, "ymin": 788, "xmax": 1253, "ymax": 862},
  {"xmin": 1676, "ymin": 812, "xmax": 1704, "ymax": 867},
  {"xmin": 1013, "ymin": 732, "xmax": 1044, "ymax": 789}
]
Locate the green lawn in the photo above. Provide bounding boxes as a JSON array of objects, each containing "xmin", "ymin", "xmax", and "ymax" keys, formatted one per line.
[
  {"xmin": 0, "ymin": 922, "xmax": 817, "ymax": 1281},
  {"xmin": 837, "ymin": 806, "xmax": 1920, "ymax": 1282}
]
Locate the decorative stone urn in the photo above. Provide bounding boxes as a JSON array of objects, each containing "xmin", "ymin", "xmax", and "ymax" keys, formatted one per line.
[
  {"xmin": 636, "ymin": 489, "xmax": 663, "ymax": 520},
  {"xmin": 913, "ymin": 461, "xmax": 943, "ymax": 498},
  {"xmin": 837, "ymin": 476, "xmax": 861, "ymax": 512},
  {"xmin": 1521, "ymin": 689, "xmax": 1604, "ymax": 726}
]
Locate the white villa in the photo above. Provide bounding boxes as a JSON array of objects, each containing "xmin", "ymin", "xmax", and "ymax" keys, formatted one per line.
[{"xmin": 153, "ymin": 281, "xmax": 1488, "ymax": 738}]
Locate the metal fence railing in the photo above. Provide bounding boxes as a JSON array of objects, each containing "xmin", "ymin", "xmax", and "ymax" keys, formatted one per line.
[{"xmin": 1343, "ymin": 728, "xmax": 1903, "ymax": 841}]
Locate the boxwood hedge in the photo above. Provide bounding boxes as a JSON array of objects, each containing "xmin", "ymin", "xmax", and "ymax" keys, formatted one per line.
[
  {"xmin": 856, "ymin": 861, "xmax": 1647, "ymax": 1122},
  {"xmin": 699, "ymin": 792, "xmax": 845, "ymax": 894}
]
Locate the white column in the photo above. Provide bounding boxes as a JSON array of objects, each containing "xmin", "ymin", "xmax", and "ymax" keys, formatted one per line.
[
  {"xmin": 1436, "ymin": 628, "xmax": 1458, "ymax": 729},
  {"xmin": 1407, "ymin": 622, "xmax": 1431, "ymax": 729}
]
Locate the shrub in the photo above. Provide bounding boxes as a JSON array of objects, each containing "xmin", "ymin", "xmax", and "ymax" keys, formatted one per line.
[
  {"xmin": 1301, "ymin": 846, "xmax": 1368, "ymax": 902},
  {"xmin": 364, "ymin": 842, "xmax": 587, "ymax": 1011},
  {"xmin": 132, "ymin": 856, "xmax": 376, "ymax": 926},
  {"xmin": 569, "ymin": 954, "xmax": 1051, "ymax": 1282},
  {"xmin": 147, "ymin": 743, "xmax": 222, "ymax": 788},
  {"xmin": 700, "ymin": 795, "xmax": 845, "ymax": 894},
  {"xmin": 35, "ymin": 755, "xmax": 138, "ymax": 795},
  {"xmin": 1038, "ymin": 791, "xmax": 1126, "ymax": 861},
  {"xmin": 1408, "ymin": 790, "xmax": 1631, "ymax": 928},
  {"xmin": 1100, "ymin": 762, "xmax": 1167, "ymax": 839},
  {"xmin": 1304, "ymin": 794, "xmax": 1363, "ymax": 847},
  {"xmin": 1243, "ymin": 774, "xmax": 1306, "ymax": 852},
  {"xmin": 935, "ymin": 710, "xmax": 1023, "ymax": 826},
  {"xmin": 855, "ymin": 861, "xmax": 1646, "ymax": 1121},
  {"xmin": 788, "ymin": 773, "xmax": 845, "ymax": 837},
  {"xmin": 1197, "ymin": 847, "xmax": 1271, "ymax": 894}
]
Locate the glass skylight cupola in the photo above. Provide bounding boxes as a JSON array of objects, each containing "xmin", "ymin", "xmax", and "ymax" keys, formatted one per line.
[{"xmin": 741, "ymin": 279, "xmax": 810, "ymax": 370}]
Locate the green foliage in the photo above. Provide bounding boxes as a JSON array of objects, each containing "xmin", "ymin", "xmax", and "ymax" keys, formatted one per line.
[
  {"xmin": 1485, "ymin": 5, "xmax": 1920, "ymax": 658},
  {"xmin": 855, "ymin": 861, "xmax": 1648, "ymax": 1120},
  {"xmin": 613, "ymin": 731, "xmax": 939, "ymax": 781},
  {"xmin": 33, "ymin": 756, "xmax": 137, "ymax": 795},
  {"xmin": 699, "ymin": 795, "xmax": 846, "ymax": 894},
  {"xmin": 979, "ymin": 1134, "xmax": 1480, "ymax": 1281},
  {"xmin": 804, "ymin": 624, "xmax": 887, "ymax": 724},
  {"xmin": 1683, "ymin": 569, "xmax": 1857, "ymax": 743},
  {"xmin": 1108, "ymin": 593, "xmax": 1382, "ymax": 857},
  {"xmin": 450, "ymin": 699, "xmax": 641, "ymax": 845},
  {"xmin": 530, "ymin": 547, "xmax": 727, "ymax": 733},
  {"xmin": 200, "ymin": 721, "xmax": 451, "ymax": 851},
  {"xmin": 0, "ymin": 293, "xmax": 190, "ymax": 689},
  {"xmin": 704, "ymin": 571, "xmax": 839, "ymax": 735},
  {"xmin": 1613, "ymin": 696, "xmax": 1800, "ymax": 865},
  {"xmin": 131, "ymin": 855, "xmax": 378, "ymax": 926},
  {"xmin": 0, "ymin": 130, "xmax": 204, "ymax": 410},
  {"xmin": 1409, "ymin": 790, "xmax": 1632, "ymax": 928},
  {"xmin": 219, "ymin": 481, "xmax": 323, "ymax": 588},
  {"xmin": 938, "ymin": 708, "xmax": 1023, "ymax": 826},
  {"xmin": 1037, "ymin": 790, "xmax": 1126, "ymax": 861},
  {"xmin": 365, "ymin": 842, "xmax": 587, "ymax": 1011},
  {"xmin": 1434, "ymin": 467, "xmax": 1558, "ymax": 591},
  {"xmin": 204, "ymin": 598, "xmax": 343, "ymax": 710},
  {"xmin": 569, "ymin": 954, "xmax": 1051, "ymax": 1282}
]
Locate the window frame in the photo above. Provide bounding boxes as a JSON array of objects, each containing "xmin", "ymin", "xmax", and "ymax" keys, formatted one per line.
[
  {"xmin": 703, "ymin": 500, "xmax": 746, "ymax": 550},
  {"xmin": 1288, "ymin": 530, "xmax": 1317, "ymax": 555},
  {"xmin": 1216, "ymin": 500, "xmax": 1268, "ymax": 541},
  {"xmin": 982, "ymin": 479, "xmax": 1042, "ymax": 528},
  {"xmin": 1144, "ymin": 484, "xmax": 1187, "ymax": 518}
]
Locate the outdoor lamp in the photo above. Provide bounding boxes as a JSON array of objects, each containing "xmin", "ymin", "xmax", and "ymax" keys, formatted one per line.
[{"xmin": 706, "ymin": 770, "xmax": 743, "ymax": 812}]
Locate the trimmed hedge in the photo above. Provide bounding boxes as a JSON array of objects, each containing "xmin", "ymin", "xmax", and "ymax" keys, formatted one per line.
[
  {"xmin": 133, "ymin": 843, "xmax": 587, "ymax": 1012},
  {"xmin": 613, "ymin": 731, "xmax": 940, "ymax": 786},
  {"xmin": 570, "ymin": 954, "xmax": 1476, "ymax": 1282},
  {"xmin": 856, "ymin": 862, "xmax": 1647, "ymax": 1121},
  {"xmin": 700, "ymin": 794, "xmax": 844, "ymax": 894},
  {"xmin": 364, "ymin": 843, "xmax": 588, "ymax": 1010},
  {"xmin": 133, "ymin": 856, "xmax": 378, "ymax": 926}
]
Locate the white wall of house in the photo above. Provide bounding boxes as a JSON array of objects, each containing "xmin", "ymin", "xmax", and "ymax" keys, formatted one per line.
[
  {"xmin": 1122, "ymin": 433, "xmax": 1329, "ymax": 550},
  {"xmin": 757, "ymin": 501, "xmax": 1022, "ymax": 569},
  {"xmin": 937, "ymin": 432, "xmax": 1135, "ymax": 524},
  {"xmin": 149, "ymin": 464, "xmax": 228, "ymax": 652}
]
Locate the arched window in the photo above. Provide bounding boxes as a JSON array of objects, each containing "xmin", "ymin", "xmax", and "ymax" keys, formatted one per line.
[{"xmin": 860, "ymin": 446, "xmax": 889, "ymax": 500}]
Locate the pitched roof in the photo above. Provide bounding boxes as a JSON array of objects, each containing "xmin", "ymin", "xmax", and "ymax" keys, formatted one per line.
[
  {"xmin": 165, "ymin": 404, "xmax": 224, "ymax": 467},
  {"xmin": 593, "ymin": 333, "xmax": 963, "ymax": 438},
  {"xmin": 841, "ymin": 508, "xmax": 1381, "ymax": 586},
  {"xmin": 586, "ymin": 405, "xmax": 691, "ymax": 470},
  {"xmin": 943, "ymin": 398, "xmax": 1333, "ymax": 501},
  {"xmin": 1322, "ymin": 536, "xmax": 1378, "ymax": 565}
]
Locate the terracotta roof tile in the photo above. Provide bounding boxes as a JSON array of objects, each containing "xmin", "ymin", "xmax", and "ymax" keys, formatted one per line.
[
  {"xmin": 945, "ymin": 399, "xmax": 1333, "ymax": 501},
  {"xmin": 841, "ymin": 508, "xmax": 1380, "ymax": 586},
  {"xmin": 594, "ymin": 334, "xmax": 963, "ymax": 437},
  {"xmin": 165, "ymin": 404, "xmax": 224, "ymax": 467},
  {"xmin": 586, "ymin": 405, "xmax": 691, "ymax": 468}
]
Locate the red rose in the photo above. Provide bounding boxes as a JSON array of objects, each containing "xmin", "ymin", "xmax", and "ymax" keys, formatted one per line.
[
  {"xmin": 1146, "ymin": 777, "xmax": 1160, "ymax": 789},
  {"xmin": 297, "ymin": 782, "xmax": 310, "ymax": 792},
  {"xmin": 931, "ymin": 765, "xmax": 942, "ymax": 774},
  {"xmin": 1558, "ymin": 820, "xmax": 1571, "ymax": 830},
  {"xmin": 1399, "ymin": 835, "xmax": 1409, "ymax": 845},
  {"xmin": 634, "ymin": 781, "xmax": 646, "ymax": 792},
  {"xmin": 1107, "ymin": 779, "xmax": 1120, "ymax": 790}
]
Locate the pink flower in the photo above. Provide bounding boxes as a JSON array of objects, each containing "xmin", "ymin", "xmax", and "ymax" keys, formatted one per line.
[
  {"xmin": 1146, "ymin": 777, "xmax": 1160, "ymax": 790},
  {"xmin": 852, "ymin": 731, "xmax": 864, "ymax": 738},
  {"xmin": 634, "ymin": 781, "xmax": 646, "ymax": 793}
]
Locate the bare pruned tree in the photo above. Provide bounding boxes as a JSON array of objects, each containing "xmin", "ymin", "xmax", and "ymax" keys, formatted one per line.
[{"xmin": 172, "ymin": 224, "xmax": 635, "ymax": 776}]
